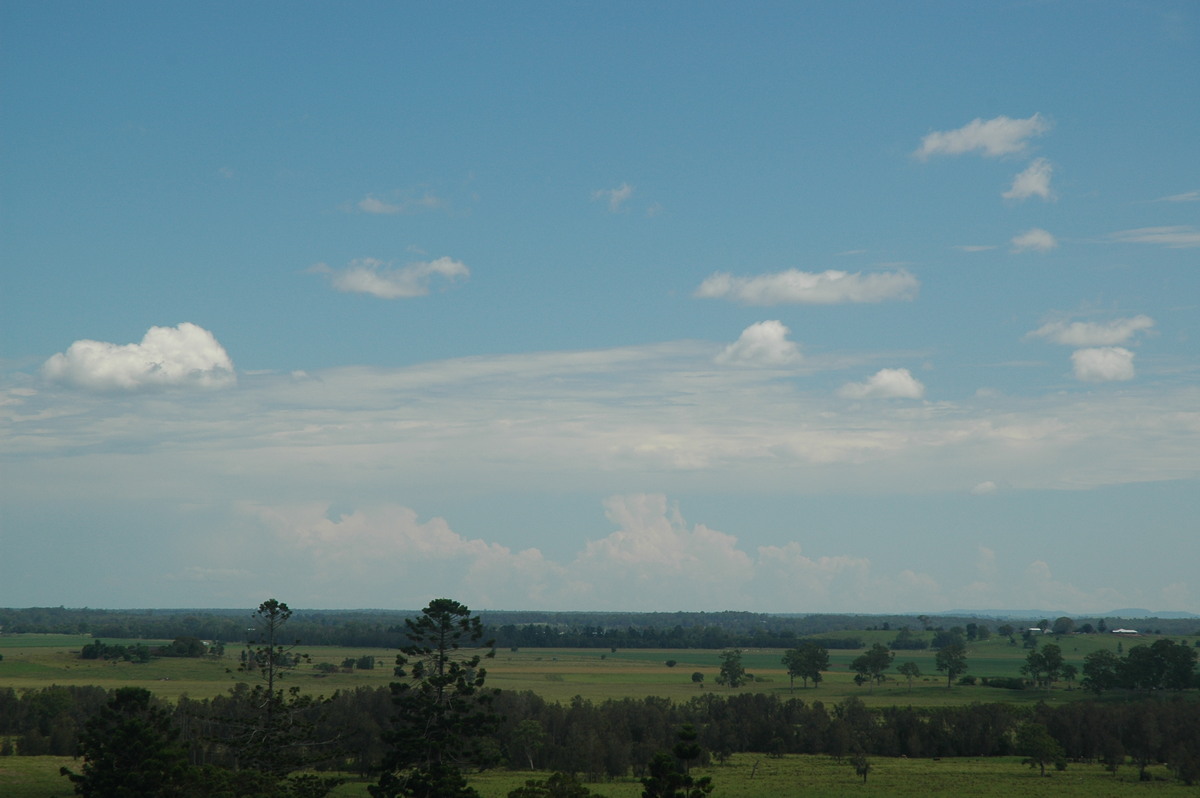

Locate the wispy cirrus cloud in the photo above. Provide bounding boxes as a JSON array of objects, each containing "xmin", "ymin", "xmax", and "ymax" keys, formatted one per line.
[
  {"xmin": 695, "ymin": 268, "xmax": 918, "ymax": 305},
  {"xmin": 914, "ymin": 113, "xmax": 1050, "ymax": 160},
  {"xmin": 1027, "ymin": 315, "xmax": 1155, "ymax": 347},
  {"xmin": 1003, "ymin": 158, "xmax": 1054, "ymax": 201},
  {"xmin": 1110, "ymin": 226, "xmax": 1200, "ymax": 248},
  {"xmin": 1011, "ymin": 228, "xmax": 1057, "ymax": 252},
  {"xmin": 1155, "ymin": 190, "xmax": 1199, "ymax": 203},
  {"xmin": 310, "ymin": 256, "xmax": 469, "ymax": 298},
  {"xmin": 41, "ymin": 323, "xmax": 235, "ymax": 392}
]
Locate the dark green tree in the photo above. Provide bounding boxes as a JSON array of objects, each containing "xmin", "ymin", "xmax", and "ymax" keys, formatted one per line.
[
  {"xmin": 1016, "ymin": 722, "xmax": 1065, "ymax": 777},
  {"xmin": 1051, "ymin": 616, "xmax": 1075, "ymax": 636},
  {"xmin": 371, "ymin": 598, "xmax": 498, "ymax": 798},
  {"xmin": 896, "ymin": 661, "xmax": 921, "ymax": 692},
  {"xmin": 61, "ymin": 687, "xmax": 195, "ymax": 797},
  {"xmin": 228, "ymin": 599, "xmax": 337, "ymax": 786},
  {"xmin": 850, "ymin": 753, "xmax": 872, "ymax": 783},
  {"xmin": 640, "ymin": 726, "xmax": 714, "ymax": 798},
  {"xmin": 850, "ymin": 643, "xmax": 893, "ymax": 690},
  {"xmin": 934, "ymin": 642, "xmax": 967, "ymax": 688},
  {"xmin": 782, "ymin": 642, "xmax": 830, "ymax": 691},
  {"xmin": 1022, "ymin": 643, "xmax": 1063, "ymax": 689},
  {"xmin": 715, "ymin": 649, "xmax": 746, "ymax": 689}
]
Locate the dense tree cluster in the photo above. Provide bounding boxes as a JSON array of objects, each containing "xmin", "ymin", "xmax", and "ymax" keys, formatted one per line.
[
  {"xmin": 5, "ymin": 677, "xmax": 1200, "ymax": 788},
  {"xmin": 1081, "ymin": 638, "xmax": 1199, "ymax": 693}
]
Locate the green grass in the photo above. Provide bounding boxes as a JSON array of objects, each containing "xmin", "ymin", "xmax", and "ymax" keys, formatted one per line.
[
  {"xmin": 2, "ymin": 755, "xmax": 1186, "ymax": 798},
  {"xmin": 328, "ymin": 754, "xmax": 1187, "ymax": 797},
  {"xmin": 0, "ymin": 756, "xmax": 75, "ymax": 798}
]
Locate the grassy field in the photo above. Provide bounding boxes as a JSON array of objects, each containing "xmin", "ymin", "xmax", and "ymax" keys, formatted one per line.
[
  {"xmin": 2, "ymin": 754, "xmax": 1186, "ymax": 798},
  {"xmin": 2, "ymin": 633, "xmax": 1196, "ymax": 796},
  {"xmin": 0, "ymin": 631, "xmax": 1188, "ymax": 707}
]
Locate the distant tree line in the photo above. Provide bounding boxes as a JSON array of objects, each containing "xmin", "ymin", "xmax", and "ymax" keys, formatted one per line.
[{"xmin": 7, "ymin": 606, "xmax": 1197, "ymax": 649}]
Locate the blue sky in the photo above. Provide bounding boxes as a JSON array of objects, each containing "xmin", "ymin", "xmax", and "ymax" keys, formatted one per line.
[{"xmin": 2, "ymin": 2, "xmax": 1198, "ymax": 614}]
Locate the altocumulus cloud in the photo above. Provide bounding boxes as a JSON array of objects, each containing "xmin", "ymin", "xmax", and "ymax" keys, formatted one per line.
[
  {"xmin": 42, "ymin": 323, "xmax": 235, "ymax": 392},
  {"xmin": 1072, "ymin": 347, "xmax": 1135, "ymax": 382},
  {"xmin": 715, "ymin": 321, "xmax": 801, "ymax": 366},
  {"xmin": 914, "ymin": 113, "xmax": 1050, "ymax": 160},
  {"xmin": 1011, "ymin": 228, "xmax": 1057, "ymax": 253},
  {"xmin": 1003, "ymin": 158, "xmax": 1054, "ymax": 201},
  {"xmin": 1027, "ymin": 315, "xmax": 1155, "ymax": 347},
  {"xmin": 311, "ymin": 256, "xmax": 469, "ymax": 299},
  {"xmin": 695, "ymin": 268, "xmax": 918, "ymax": 305},
  {"xmin": 838, "ymin": 368, "xmax": 926, "ymax": 399}
]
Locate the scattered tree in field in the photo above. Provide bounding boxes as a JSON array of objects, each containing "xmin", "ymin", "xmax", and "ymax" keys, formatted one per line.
[
  {"xmin": 781, "ymin": 642, "xmax": 830, "ymax": 691},
  {"xmin": 715, "ymin": 649, "xmax": 746, "ymax": 689},
  {"xmin": 934, "ymin": 642, "xmax": 968, "ymax": 688},
  {"xmin": 1101, "ymin": 736, "xmax": 1125, "ymax": 778},
  {"xmin": 997, "ymin": 623, "xmax": 1016, "ymax": 644},
  {"xmin": 371, "ymin": 598, "xmax": 498, "ymax": 798},
  {"xmin": 230, "ymin": 599, "xmax": 339, "ymax": 784},
  {"xmin": 897, "ymin": 661, "xmax": 921, "ymax": 692},
  {"xmin": 508, "ymin": 772, "xmax": 603, "ymax": 798},
  {"xmin": 850, "ymin": 643, "xmax": 893, "ymax": 690},
  {"xmin": 1022, "ymin": 643, "xmax": 1064, "ymax": 689},
  {"xmin": 691, "ymin": 671, "xmax": 704, "ymax": 689},
  {"xmin": 61, "ymin": 686, "xmax": 193, "ymax": 797},
  {"xmin": 1016, "ymin": 722, "xmax": 1065, "ymax": 777},
  {"xmin": 1083, "ymin": 649, "xmax": 1121, "ymax": 693},
  {"xmin": 850, "ymin": 752, "xmax": 872, "ymax": 783},
  {"xmin": 930, "ymin": 628, "xmax": 965, "ymax": 650},
  {"xmin": 1051, "ymin": 616, "xmax": 1075, "ymax": 636}
]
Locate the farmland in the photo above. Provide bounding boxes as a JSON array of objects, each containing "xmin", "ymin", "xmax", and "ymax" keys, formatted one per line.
[
  {"xmin": 0, "ymin": 630, "xmax": 1164, "ymax": 706},
  {"xmin": 2, "ymin": 621, "xmax": 1198, "ymax": 796}
]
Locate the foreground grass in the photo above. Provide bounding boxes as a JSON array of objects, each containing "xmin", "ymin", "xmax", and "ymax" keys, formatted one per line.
[{"xmin": 6, "ymin": 755, "xmax": 1180, "ymax": 798}]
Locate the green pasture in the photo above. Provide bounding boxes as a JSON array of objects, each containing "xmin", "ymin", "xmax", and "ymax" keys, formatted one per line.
[
  {"xmin": 0, "ymin": 632, "xmax": 1188, "ymax": 708},
  {"xmin": 2, "ymin": 754, "xmax": 1186, "ymax": 798}
]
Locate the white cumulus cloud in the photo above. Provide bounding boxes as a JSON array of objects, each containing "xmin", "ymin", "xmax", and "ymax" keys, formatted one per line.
[
  {"xmin": 1027, "ymin": 315, "xmax": 1155, "ymax": 346},
  {"xmin": 311, "ymin": 256, "xmax": 469, "ymax": 298},
  {"xmin": 914, "ymin": 113, "xmax": 1050, "ymax": 160},
  {"xmin": 1003, "ymin": 158, "xmax": 1054, "ymax": 200},
  {"xmin": 1071, "ymin": 347, "xmax": 1135, "ymax": 382},
  {"xmin": 695, "ymin": 268, "xmax": 918, "ymax": 305},
  {"xmin": 592, "ymin": 182, "xmax": 634, "ymax": 212},
  {"xmin": 838, "ymin": 368, "xmax": 925, "ymax": 399},
  {"xmin": 1011, "ymin": 228, "xmax": 1058, "ymax": 252},
  {"xmin": 42, "ymin": 323, "xmax": 236, "ymax": 392},
  {"xmin": 715, "ymin": 321, "xmax": 802, "ymax": 366}
]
